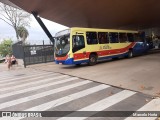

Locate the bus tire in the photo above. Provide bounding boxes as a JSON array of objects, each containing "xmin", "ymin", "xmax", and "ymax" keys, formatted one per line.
[
  {"xmin": 75, "ymin": 64, "xmax": 81, "ymax": 66},
  {"xmin": 88, "ymin": 54, "xmax": 97, "ymax": 66},
  {"xmin": 112, "ymin": 57, "xmax": 119, "ymax": 60},
  {"xmin": 128, "ymin": 50, "xmax": 133, "ymax": 58}
]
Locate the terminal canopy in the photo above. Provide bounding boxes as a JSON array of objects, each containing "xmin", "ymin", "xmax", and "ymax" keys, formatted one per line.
[{"xmin": 2, "ymin": 0, "xmax": 160, "ymax": 29}]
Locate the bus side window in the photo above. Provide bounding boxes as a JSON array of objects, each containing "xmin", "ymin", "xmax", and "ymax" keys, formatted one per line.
[
  {"xmin": 109, "ymin": 32, "xmax": 119, "ymax": 43},
  {"xmin": 72, "ymin": 35, "xmax": 85, "ymax": 53},
  {"xmin": 98, "ymin": 32, "xmax": 109, "ymax": 44},
  {"xmin": 86, "ymin": 32, "xmax": 98, "ymax": 45},
  {"xmin": 73, "ymin": 35, "xmax": 85, "ymax": 48},
  {"xmin": 119, "ymin": 33, "xmax": 128, "ymax": 43},
  {"xmin": 127, "ymin": 33, "xmax": 134, "ymax": 42}
]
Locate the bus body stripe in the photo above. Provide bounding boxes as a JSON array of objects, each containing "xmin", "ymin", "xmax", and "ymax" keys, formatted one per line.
[
  {"xmin": 55, "ymin": 42, "xmax": 136, "ymax": 62},
  {"xmin": 73, "ymin": 42, "xmax": 136, "ymax": 61}
]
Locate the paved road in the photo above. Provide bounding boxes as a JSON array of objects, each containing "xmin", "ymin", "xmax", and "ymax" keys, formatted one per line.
[
  {"xmin": 0, "ymin": 68, "xmax": 159, "ymax": 120},
  {"xmin": 29, "ymin": 51, "xmax": 160, "ymax": 97}
]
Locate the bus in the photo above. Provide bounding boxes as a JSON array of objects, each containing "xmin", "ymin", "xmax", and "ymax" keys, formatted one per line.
[{"xmin": 54, "ymin": 27, "xmax": 149, "ymax": 65}]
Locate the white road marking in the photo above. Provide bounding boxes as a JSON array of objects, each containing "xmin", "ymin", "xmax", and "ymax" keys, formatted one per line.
[
  {"xmin": 58, "ymin": 90, "xmax": 136, "ymax": 120},
  {"xmin": 0, "ymin": 75, "xmax": 68, "ymax": 92},
  {"xmin": 26, "ymin": 84, "xmax": 110, "ymax": 111},
  {"xmin": 0, "ymin": 80, "xmax": 92, "ymax": 110},
  {"xmin": 0, "ymin": 77, "xmax": 79, "ymax": 99},
  {"xmin": 2, "ymin": 84, "xmax": 109, "ymax": 120},
  {"xmin": 125, "ymin": 98, "xmax": 160, "ymax": 120},
  {"xmin": 0, "ymin": 73, "xmax": 59, "ymax": 87}
]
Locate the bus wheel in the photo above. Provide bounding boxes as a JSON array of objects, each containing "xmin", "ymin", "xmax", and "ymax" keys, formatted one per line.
[
  {"xmin": 75, "ymin": 64, "xmax": 81, "ymax": 66},
  {"xmin": 128, "ymin": 50, "xmax": 133, "ymax": 58},
  {"xmin": 112, "ymin": 57, "xmax": 119, "ymax": 60},
  {"xmin": 88, "ymin": 54, "xmax": 97, "ymax": 66}
]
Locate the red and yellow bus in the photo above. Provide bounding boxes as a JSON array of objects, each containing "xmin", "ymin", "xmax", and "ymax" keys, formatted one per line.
[{"xmin": 54, "ymin": 27, "xmax": 149, "ymax": 65}]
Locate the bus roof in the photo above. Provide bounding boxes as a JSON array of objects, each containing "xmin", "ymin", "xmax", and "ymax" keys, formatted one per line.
[
  {"xmin": 55, "ymin": 27, "xmax": 138, "ymax": 36},
  {"xmin": 55, "ymin": 29, "xmax": 70, "ymax": 37},
  {"xmin": 70, "ymin": 27, "xmax": 138, "ymax": 33}
]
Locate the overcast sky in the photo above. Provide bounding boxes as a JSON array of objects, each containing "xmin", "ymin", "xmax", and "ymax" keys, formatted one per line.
[{"xmin": 0, "ymin": 14, "xmax": 68, "ymax": 44}]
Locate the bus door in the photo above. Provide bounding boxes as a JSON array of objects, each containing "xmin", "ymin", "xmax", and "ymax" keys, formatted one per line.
[
  {"xmin": 72, "ymin": 33, "xmax": 86, "ymax": 62},
  {"xmin": 135, "ymin": 32, "xmax": 148, "ymax": 53},
  {"xmin": 139, "ymin": 32, "xmax": 148, "ymax": 52}
]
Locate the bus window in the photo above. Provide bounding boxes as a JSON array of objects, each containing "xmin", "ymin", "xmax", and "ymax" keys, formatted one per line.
[
  {"xmin": 86, "ymin": 32, "xmax": 98, "ymax": 45},
  {"xmin": 109, "ymin": 32, "xmax": 119, "ymax": 43},
  {"xmin": 98, "ymin": 32, "xmax": 109, "ymax": 44},
  {"xmin": 134, "ymin": 33, "xmax": 144, "ymax": 42},
  {"xmin": 127, "ymin": 33, "xmax": 134, "ymax": 42},
  {"xmin": 72, "ymin": 35, "xmax": 85, "ymax": 52},
  {"xmin": 119, "ymin": 33, "xmax": 128, "ymax": 43}
]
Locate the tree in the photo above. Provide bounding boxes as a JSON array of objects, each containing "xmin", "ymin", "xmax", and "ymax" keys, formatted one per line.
[
  {"xmin": 17, "ymin": 26, "xmax": 29, "ymax": 43},
  {"xmin": 0, "ymin": 39, "xmax": 13, "ymax": 57},
  {"xmin": 0, "ymin": 3, "xmax": 30, "ymax": 40}
]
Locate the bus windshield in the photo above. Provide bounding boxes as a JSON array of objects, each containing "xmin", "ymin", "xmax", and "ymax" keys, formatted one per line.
[{"xmin": 55, "ymin": 34, "xmax": 70, "ymax": 57}]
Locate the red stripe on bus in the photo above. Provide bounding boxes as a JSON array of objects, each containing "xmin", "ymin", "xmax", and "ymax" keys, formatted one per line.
[
  {"xmin": 73, "ymin": 43, "xmax": 136, "ymax": 60},
  {"xmin": 56, "ymin": 43, "xmax": 136, "ymax": 61}
]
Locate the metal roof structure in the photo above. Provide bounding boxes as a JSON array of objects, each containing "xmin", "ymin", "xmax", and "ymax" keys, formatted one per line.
[{"xmin": 1, "ymin": 0, "xmax": 160, "ymax": 29}]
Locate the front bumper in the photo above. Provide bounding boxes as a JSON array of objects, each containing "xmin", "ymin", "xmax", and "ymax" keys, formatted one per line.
[{"xmin": 55, "ymin": 58, "xmax": 74, "ymax": 65}]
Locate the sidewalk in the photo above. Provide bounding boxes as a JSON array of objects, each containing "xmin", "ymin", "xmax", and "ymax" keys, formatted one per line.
[{"xmin": 0, "ymin": 63, "xmax": 24, "ymax": 72}]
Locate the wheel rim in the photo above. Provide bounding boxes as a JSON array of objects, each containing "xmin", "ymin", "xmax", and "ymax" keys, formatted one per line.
[{"xmin": 90, "ymin": 57, "xmax": 96, "ymax": 63}]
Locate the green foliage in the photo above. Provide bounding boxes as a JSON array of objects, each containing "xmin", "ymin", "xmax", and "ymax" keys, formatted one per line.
[
  {"xmin": 0, "ymin": 39, "xmax": 13, "ymax": 57},
  {"xmin": 17, "ymin": 26, "xmax": 29, "ymax": 42}
]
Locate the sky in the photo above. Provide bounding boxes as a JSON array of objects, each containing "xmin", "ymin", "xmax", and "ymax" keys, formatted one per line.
[{"xmin": 0, "ymin": 14, "xmax": 68, "ymax": 44}]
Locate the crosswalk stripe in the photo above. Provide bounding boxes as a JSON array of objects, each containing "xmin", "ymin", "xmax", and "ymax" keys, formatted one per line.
[
  {"xmin": 0, "ymin": 75, "xmax": 68, "ymax": 92},
  {"xmin": 25, "ymin": 84, "xmax": 110, "ymax": 111},
  {"xmin": 124, "ymin": 98, "xmax": 160, "ymax": 120},
  {"xmin": 1, "ymin": 69, "xmax": 156, "ymax": 120},
  {"xmin": 2, "ymin": 84, "xmax": 110, "ymax": 120},
  {"xmin": 0, "ymin": 73, "xmax": 59, "ymax": 87},
  {"xmin": 0, "ymin": 80, "xmax": 92, "ymax": 110},
  {"xmin": 58, "ymin": 90, "xmax": 136, "ymax": 120},
  {"xmin": 0, "ymin": 77, "xmax": 79, "ymax": 99},
  {"xmin": 0, "ymin": 72, "xmax": 54, "ymax": 83}
]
